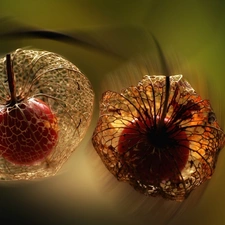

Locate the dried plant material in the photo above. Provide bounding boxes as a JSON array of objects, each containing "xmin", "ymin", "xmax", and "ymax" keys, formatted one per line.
[
  {"xmin": 92, "ymin": 74, "xmax": 225, "ymax": 201},
  {"xmin": 0, "ymin": 49, "xmax": 94, "ymax": 180}
]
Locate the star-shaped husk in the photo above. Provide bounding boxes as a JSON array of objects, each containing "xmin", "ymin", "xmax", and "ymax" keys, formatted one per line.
[{"xmin": 92, "ymin": 75, "xmax": 225, "ymax": 201}]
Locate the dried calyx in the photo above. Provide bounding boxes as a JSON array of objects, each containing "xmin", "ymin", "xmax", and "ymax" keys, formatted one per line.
[
  {"xmin": 0, "ymin": 48, "xmax": 94, "ymax": 180},
  {"xmin": 92, "ymin": 36, "xmax": 225, "ymax": 201}
]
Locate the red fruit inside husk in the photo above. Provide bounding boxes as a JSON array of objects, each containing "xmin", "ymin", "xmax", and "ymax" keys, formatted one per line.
[
  {"xmin": 118, "ymin": 117, "xmax": 190, "ymax": 183},
  {"xmin": 0, "ymin": 53, "xmax": 58, "ymax": 165},
  {"xmin": 0, "ymin": 98, "xmax": 58, "ymax": 165}
]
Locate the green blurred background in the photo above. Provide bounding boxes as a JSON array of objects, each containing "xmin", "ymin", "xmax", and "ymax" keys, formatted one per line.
[{"xmin": 0, "ymin": 0, "xmax": 225, "ymax": 225}]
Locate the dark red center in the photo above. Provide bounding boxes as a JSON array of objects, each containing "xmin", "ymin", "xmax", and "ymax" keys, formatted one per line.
[
  {"xmin": 0, "ymin": 98, "xmax": 58, "ymax": 165},
  {"xmin": 118, "ymin": 117, "xmax": 189, "ymax": 183}
]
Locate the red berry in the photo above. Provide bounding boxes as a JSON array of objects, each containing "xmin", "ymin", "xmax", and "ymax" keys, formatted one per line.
[
  {"xmin": 118, "ymin": 117, "xmax": 189, "ymax": 183},
  {"xmin": 0, "ymin": 98, "xmax": 58, "ymax": 165}
]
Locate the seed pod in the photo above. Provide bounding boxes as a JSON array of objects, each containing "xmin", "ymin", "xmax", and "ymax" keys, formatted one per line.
[
  {"xmin": 92, "ymin": 74, "xmax": 225, "ymax": 201},
  {"xmin": 92, "ymin": 34, "xmax": 225, "ymax": 201},
  {"xmin": 0, "ymin": 48, "xmax": 94, "ymax": 180}
]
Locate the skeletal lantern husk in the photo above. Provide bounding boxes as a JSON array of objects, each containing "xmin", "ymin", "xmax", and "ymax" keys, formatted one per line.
[
  {"xmin": 0, "ymin": 49, "xmax": 94, "ymax": 180},
  {"xmin": 92, "ymin": 74, "xmax": 225, "ymax": 201}
]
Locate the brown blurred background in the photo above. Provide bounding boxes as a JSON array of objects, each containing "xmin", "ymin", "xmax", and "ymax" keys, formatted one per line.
[{"xmin": 0, "ymin": 0, "xmax": 225, "ymax": 225}]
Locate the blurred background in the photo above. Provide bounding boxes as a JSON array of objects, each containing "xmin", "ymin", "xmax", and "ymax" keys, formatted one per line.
[{"xmin": 0, "ymin": 0, "xmax": 225, "ymax": 224}]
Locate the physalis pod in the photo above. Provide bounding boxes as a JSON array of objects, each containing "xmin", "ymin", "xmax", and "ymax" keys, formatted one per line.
[
  {"xmin": 0, "ymin": 49, "xmax": 94, "ymax": 180},
  {"xmin": 92, "ymin": 74, "xmax": 225, "ymax": 201}
]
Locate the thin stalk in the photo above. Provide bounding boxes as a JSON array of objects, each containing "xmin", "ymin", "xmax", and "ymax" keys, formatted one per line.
[
  {"xmin": 151, "ymin": 34, "xmax": 170, "ymax": 128},
  {"xmin": 6, "ymin": 54, "xmax": 17, "ymax": 105}
]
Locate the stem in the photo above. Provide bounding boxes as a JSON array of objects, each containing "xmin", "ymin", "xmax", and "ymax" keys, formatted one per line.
[
  {"xmin": 151, "ymin": 34, "xmax": 170, "ymax": 128},
  {"xmin": 6, "ymin": 54, "xmax": 17, "ymax": 105}
]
